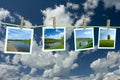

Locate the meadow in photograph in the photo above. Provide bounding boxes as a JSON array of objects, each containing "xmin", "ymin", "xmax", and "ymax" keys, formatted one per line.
[
  {"xmin": 99, "ymin": 28, "xmax": 116, "ymax": 48},
  {"xmin": 43, "ymin": 27, "xmax": 65, "ymax": 51},
  {"xmin": 74, "ymin": 28, "xmax": 94, "ymax": 51},
  {"xmin": 5, "ymin": 27, "xmax": 33, "ymax": 54}
]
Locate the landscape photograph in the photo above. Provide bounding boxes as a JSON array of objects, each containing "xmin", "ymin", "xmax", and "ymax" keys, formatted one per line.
[
  {"xmin": 43, "ymin": 27, "xmax": 65, "ymax": 51},
  {"xmin": 74, "ymin": 28, "xmax": 94, "ymax": 51},
  {"xmin": 5, "ymin": 27, "xmax": 33, "ymax": 54},
  {"xmin": 98, "ymin": 28, "xmax": 116, "ymax": 49}
]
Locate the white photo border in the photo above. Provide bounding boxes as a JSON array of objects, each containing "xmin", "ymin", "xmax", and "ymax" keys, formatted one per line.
[
  {"xmin": 42, "ymin": 27, "xmax": 66, "ymax": 51},
  {"xmin": 74, "ymin": 28, "xmax": 94, "ymax": 51},
  {"xmin": 4, "ymin": 27, "xmax": 34, "ymax": 54},
  {"xmin": 98, "ymin": 27, "xmax": 116, "ymax": 49}
]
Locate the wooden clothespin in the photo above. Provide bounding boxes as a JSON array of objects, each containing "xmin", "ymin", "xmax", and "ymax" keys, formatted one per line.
[
  {"xmin": 83, "ymin": 18, "xmax": 86, "ymax": 29},
  {"xmin": 107, "ymin": 19, "xmax": 110, "ymax": 29},
  {"xmin": 20, "ymin": 16, "xmax": 24, "ymax": 29},
  {"xmin": 53, "ymin": 17, "xmax": 56, "ymax": 28}
]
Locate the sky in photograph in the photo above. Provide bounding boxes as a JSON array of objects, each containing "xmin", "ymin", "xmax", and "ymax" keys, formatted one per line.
[
  {"xmin": 8, "ymin": 28, "xmax": 33, "ymax": 40},
  {"xmin": 100, "ymin": 28, "xmax": 116, "ymax": 40},
  {"xmin": 44, "ymin": 28, "xmax": 64, "ymax": 39},
  {"xmin": 76, "ymin": 28, "xmax": 93, "ymax": 38},
  {"xmin": 0, "ymin": 0, "xmax": 120, "ymax": 80}
]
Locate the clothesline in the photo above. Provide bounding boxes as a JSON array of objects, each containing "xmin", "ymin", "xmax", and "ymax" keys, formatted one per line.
[{"xmin": 0, "ymin": 21, "xmax": 120, "ymax": 29}]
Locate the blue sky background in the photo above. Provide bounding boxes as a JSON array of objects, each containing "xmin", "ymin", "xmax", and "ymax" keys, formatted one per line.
[
  {"xmin": 76, "ymin": 29, "xmax": 93, "ymax": 38},
  {"xmin": 44, "ymin": 28, "xmax": 64, "ymax": 39},
  {"xmin": 8, "ymin": 28, "xmax": 32, "ymax": 40},
  {"xmin": 100, "ymin": 28, "xmax": 116, "ymax": 40},
  {"xmin": 0, "ymin": 0, "xmax": 120, "ymax": 79}
]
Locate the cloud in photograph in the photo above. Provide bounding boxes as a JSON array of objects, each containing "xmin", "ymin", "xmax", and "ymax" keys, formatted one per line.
[
  {"xmin": 76, "ymin": 28, "xmax": 93, "ymax": 38},
  {"xmin": 44, "ymin": 28, "xmax": 64, "ymax": 39},
  {"xmin": 100, "ymin": 28, "xmax": 116, "ymax": 40},
  {"xmin": 8, "ymin": 27, "xmax": 33, "ymax": 40}
]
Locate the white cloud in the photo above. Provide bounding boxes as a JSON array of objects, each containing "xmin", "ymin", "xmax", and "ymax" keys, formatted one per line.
[
  {"xmin": 41, "ymin": 5, "xmax": 73, "ymax": 26},
  {"xmin": 66, "ymin": 2, "xmax": 80, "ymax": 10},
  {"xmin": 91, "ymin": 51, "xmax": 120, "ymax": 73},
  {"xmin": 0, "ymin": 40, "xmax": 5, "ymax": 52},
  {"xmin": 24, "ymin": 20, "xmax": 32, "ymax": 26},
  {"xmin": 45, "ymin": 32, "xmax": 64, "ymax": 39},
  {"xmin": 103, "ymin": 0, "xmax": 120, "ymax": 10},
  {"xmin": 0, "ymin": 64, "xmax": 19, "ymax": 80},
  {"xmin": 0, "ymin": 8, "xmax": 10, "ymax": 21},
  {"xmin": 75, "ymin": 14, "xmax": 91, "ymax": 26},
  {"xmin": 83, "ymin": 0, "xmax": 99, "ymax": 11},
  {"xmin": 70, "ymin": 51, "xmax": 120, "ymax": 80},
  {"xmin": 75, "ymin": 0, "xmax": 99, "ymax": 26},
  {"xmin": 0, "ymin": 8, "xmax": 14, "ymax": 22}
]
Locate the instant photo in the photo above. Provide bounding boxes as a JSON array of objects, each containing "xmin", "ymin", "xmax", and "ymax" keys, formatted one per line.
[
  {"xmin": 4, "ymin": 27, "xmax": 34, "ymax": 54},
  {"xmin": 74, "ymin": 28, "xmax": 94, "ymax": 51},
  {"xmin": 98, "ymin": 28, "xmax": 116, "ymax": 49},
  {"xmin": 43, "ymin": 27, "xmax": 66, "ymax": 51}
]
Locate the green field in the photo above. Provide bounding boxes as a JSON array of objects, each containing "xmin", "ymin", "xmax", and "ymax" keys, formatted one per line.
[
  {"xmin": 45, "ymin": 36, "xmax": 64, "ymax": 50},
  {"xmin": 99, "ymin": 40, "xmax": 114, "ymax": 47},
  {"xmin": 8, "ymin": 39, "xmax": 31, "ymax": 44},
  {"xmin": 76, "ymin": 38, "xmax": 93, "ymax": 49}
]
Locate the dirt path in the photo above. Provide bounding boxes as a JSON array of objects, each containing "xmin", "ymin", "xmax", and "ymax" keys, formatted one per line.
[{"xmin": 7, "ymin": 43, "xmax": 18, "ymax": 52}]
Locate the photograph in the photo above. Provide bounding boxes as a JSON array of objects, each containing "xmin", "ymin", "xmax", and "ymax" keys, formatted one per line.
[
  {"xmin": 74, "ymin": 28, "xmax": 94, "ymax": 51},
  {"xmin": 43, "ymin": 27, "xmax": 65, "ymax": 51},
  {"xmin": 4, "ymin": 27, "xmax": 34, "ymax": 54},
  {"xmin": 98, "ymin": 28, "xmax": 116, "ymax": 49}
]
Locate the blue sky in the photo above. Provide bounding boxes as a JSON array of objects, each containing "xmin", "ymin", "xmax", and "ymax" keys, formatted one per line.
[
  {"xmin": 0, "ymin": 0, "xmax": 120, "ymax": 79},
  {"xmin": 76, "ymin": 29, "xmax": 93, "ymax": 38},
  {"xmin": 8, "ymin": 28, "xmax": 33, "ymax": 40},
  {"xmin": 100, "ymin": 28, "xmax": 116, "ymax": 40},
  {"xmin": 44, "ymin": 28, "xmax": 64, "ymax": 39}
]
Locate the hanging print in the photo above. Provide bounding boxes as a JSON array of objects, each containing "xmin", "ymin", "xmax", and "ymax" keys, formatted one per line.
[
  {"xmin": 74, "ymin": 28, "xmax": 94, "ymax": 51},
  {"xmin": 98, "ymin": 28, "xmax": 116, "ymax": 49},
  {"xmin": 43, "ymin": 27, "xmax": 66, "ymax": 51},
  {"xmin": 4, "ymin": 27, "xmax": 34, "ymax": 54}
]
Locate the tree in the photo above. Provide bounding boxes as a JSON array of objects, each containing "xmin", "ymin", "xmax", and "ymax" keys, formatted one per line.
[{"xmin": 107, "ymin": 34, "xmax": 110, "ymax": 40}]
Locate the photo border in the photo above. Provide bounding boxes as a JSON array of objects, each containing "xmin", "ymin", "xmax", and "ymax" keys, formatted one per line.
[
  {"xmin": 98, "ymin": 27, "xmax": 116, "ymax": 49},
  {"xmin": 4, "ymin": 27, "xmax": 34, "ymax": 54},
  {"xmin": 74, "ymin": 28, "xmax": 94, "ymax": 51},
  {"xmin": 42, "ymin": 27, "xmax": 66, "ymax": 51}
]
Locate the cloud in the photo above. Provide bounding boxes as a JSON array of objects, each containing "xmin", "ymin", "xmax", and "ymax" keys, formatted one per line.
[
  {"xmin": 0, "ymin": 40, "xmax": 5, "ymax": 52},
  {"xmin": 41, "ymin": 5, "xmax": 73, "ymax": 26},
  {"xmin": 90, "ymin": 51, "xmax": 120, "ymax": 73},
  {"xmin": 0, "ymin": 64, "xmax": 19, "ymax": 80},
  {"xmin": 45, "ymin": 32, "xmax": 64, "ymax": 39},
  {"xmin": 42, "ymin": 51, "xmax": 79, "ymax": 77},
  {"xmin": 69, "ymin": 51, "xmax": 120, "ymax": 80},
  {"xmin": 66, "ymin": 2, "xmax": 80, "ymax": 10},
  {"xmin": 83, "ymin": 0, "xmax": 99, "ymax": 11},
  {"xmin": 75, "ymin": 0, "xmax": 99, "ymax": 26},
  {"xmin": 103, "ymin": 0, "xmax": 120, "ymax": 10},
  {"xmin": 0, "ymin": 8, "xmax": 14, "ymax": 22}
]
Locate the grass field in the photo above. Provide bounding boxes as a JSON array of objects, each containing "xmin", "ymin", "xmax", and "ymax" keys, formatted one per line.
[
  {"xmin": 99, "ymin": 40, "xmax": 114, "ymax": 47},
  {"xmin": 8, "ymin": 39, "xmax": 31, "ymax": 44},
  {"xmin": 45, "ymin": 36, "xmax": 64, "ymax": 50},
  {"xmin": 46, "ymin": 44, "xmax": 64, "ymax": 49}
]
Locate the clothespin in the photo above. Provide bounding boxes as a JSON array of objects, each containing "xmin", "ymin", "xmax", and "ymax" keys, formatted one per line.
[
  {"xmin": 83, "ymin": 18, "xmax": 86, "ymax": 29},
  {"xmin": 53, "ymin": 17, "xmax": 56, "ymax": 28},
  {"xmin": 107, "ymin": 19, "xmax": 110, "ymax": 29},
  {"xmin": 20, "ymin": 16, "xmax": 24, "ymax": 29}
]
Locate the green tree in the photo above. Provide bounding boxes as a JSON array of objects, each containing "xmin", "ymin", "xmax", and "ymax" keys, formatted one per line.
[
  {"xmin": 79, "ymin": 42, "xmax": 81, "ymax": 46},
  {"xmin": 107, "ymin": 34, "xmax": 110, "ymax": 40}
]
